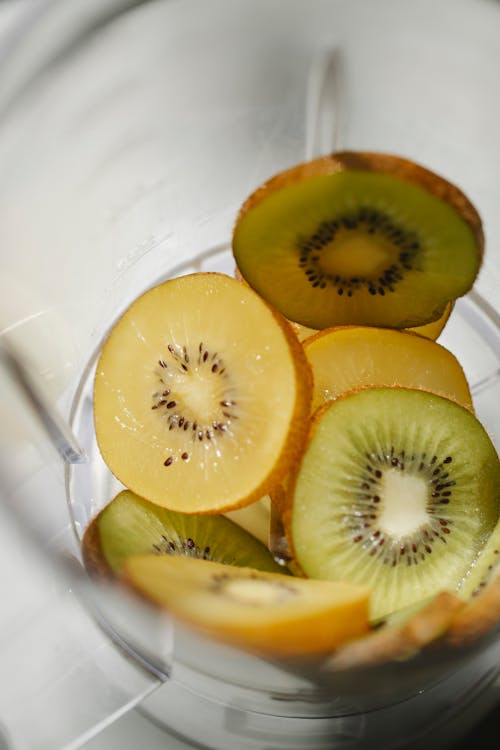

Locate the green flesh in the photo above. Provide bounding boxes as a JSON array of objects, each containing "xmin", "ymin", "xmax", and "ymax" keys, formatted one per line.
[
  {"xmin": 291, "ymin": 388, "xmax": 500, "ymax": 621},
  {"xmin": 233, "ymin": 172, "xmax": 480, "ymax": 329},
  {"xmin": 87, "ymin": 490, "xmax": 284, "ymax": 575},
  {"xmin": 459, "ymin": 518, "xmax": 500, "ymax": 598}
]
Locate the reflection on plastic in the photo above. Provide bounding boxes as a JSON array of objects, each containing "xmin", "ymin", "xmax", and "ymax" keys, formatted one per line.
[{"xmin": 0, "ymin": 344, "xmax": 171, "ymax": 750}]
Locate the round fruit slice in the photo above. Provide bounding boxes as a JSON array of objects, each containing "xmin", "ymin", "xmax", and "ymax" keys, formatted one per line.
[
  {"xmin": 123, "ymin": 555, "xmax": 371, "ymax": 657},
  {"xmin": 232, "ymin": 152, "xmax": 483, "ymax": 329},
  {"xmin": 409, "ymin": 300, "xmax": 453, "ymax": 340},
  {"xmin": 303, "ymin": 325, "xmax": 474, "ymax": 413},
  {"xmin": 446, "ymin": 576, "xmax": 500, "ymax": 646},
  {"xmin": 325, "ymin": 591, "xmax": 464, "ymax": 669},
  {"xmin": 288, "ymin": 387, "xmax": 500, "ymax": 621},
  {"xmin": 458, "ymin": 516, "xmax": 500, "ymax": 599},
  {"xmin": 82, "ymin": 489, "xmax": 284, "ymax": 577},
  {"xmin": 291, "ymin": 300, "xmax": 454, "ymax": 342},
  {"xmin": 94, "ymin": 272, "xmax": 312, "ymax": 513}
]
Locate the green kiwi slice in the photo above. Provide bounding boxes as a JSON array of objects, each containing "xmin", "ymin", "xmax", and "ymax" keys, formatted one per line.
[
  {"xmin": 233, "ymin": 152, "xmax": 483, "ymax": 329},
  {"xmin": 288, "ymin": 387, "xmax": 500, "ymax": 621},
  {"xmin": 82, "ymin": 489, "xmax": 285, "ymax": 577},
  {"xmin": 459, "ymin": 517, "xmax": 500, "ymax": 598}
]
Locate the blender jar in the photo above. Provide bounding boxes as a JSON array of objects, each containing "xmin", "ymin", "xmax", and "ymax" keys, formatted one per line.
[{"xmin": 0, "ymin": 1, "xmax": 499, "ymax": 749}]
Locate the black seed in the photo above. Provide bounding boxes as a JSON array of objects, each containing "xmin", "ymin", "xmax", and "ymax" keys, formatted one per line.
[
  {"xmin": 166, "ymin": 401, "xmax": 176, "ymax": 409},
  {"xmin": 187, "ymin": 538, "xmax": 195, "ymax": 549},
  {"xmin": 181, "ymin": 452, "xmax": 189, "ymax": 460},
  {"xmin": 443, "ymin": 456, "xmax": 453, "ymax": 463},
  {"xmin": 164, "ymin": 456, "xmax": 174, "ymax": 467}
]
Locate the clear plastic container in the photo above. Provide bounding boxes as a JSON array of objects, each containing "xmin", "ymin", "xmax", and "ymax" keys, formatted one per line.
[{"xmin": 0, "ymin": 1, "xmax": 499, "ymax": 749}]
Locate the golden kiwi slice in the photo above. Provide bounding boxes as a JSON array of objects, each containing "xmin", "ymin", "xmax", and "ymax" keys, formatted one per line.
[
  {"xmin": 233, "ymin": 152, "xmax": 483, "ymax": 330},
  {"xmin": 94, "ymin": 272, "xmax": 312, "ymax": 514},
  {"xmin": 123, "ymin": 555, "xmax": 371, "ymax": 657},
  {"xmin": 302, "ymin": 325, "xmax": 474, "ymax": 413}
]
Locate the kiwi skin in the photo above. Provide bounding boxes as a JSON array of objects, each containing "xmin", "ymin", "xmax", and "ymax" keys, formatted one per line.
[
  {"xmin": 83, "ymin": 519, "xmax": 114, "ymax": 579},
  {"xmin": 325, "ymin": 591, "xmax": 465, "ymax": 670},
  {"xmin": 234, "ymin": 151, "xmax": 484, "ymax": 266},
  {"xmin": 446, "ymin": 576, "xmax": 500, "ymax": 646}
]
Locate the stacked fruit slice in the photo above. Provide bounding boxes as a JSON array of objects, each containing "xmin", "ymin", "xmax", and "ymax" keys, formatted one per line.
[{"xmin": 84, "ymin": 151, "xmax": 499, "ymax": 663}]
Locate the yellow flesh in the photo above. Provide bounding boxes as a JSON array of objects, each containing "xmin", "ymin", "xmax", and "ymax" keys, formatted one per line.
[
  {"xmin": 225, "ymin": 496, "xmax": 271, "ymax": 545},
  {"xmin": 124, "ymin": 555, "xmax": 371, "ymax": 656},
  {"xmin": 303, "ymin": 326, "xmax": 474, "ymax": 413},
  {"xmin": 94, "ymin": 273, "xmax": 306, "ymax": 513}
]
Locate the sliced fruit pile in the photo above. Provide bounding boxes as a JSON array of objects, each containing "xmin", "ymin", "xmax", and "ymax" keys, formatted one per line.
[{"xmin": 84, "ymin": 150, "xmax": 500, "ymax": 663}]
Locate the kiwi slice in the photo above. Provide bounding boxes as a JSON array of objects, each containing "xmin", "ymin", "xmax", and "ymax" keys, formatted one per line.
[
  {"xmin": 122, "ymin": 555, "xmax": 371, "ymax": 657},
  {"xmin": 409, "ymin": 300, "xmax": 454, "ymax": 340},
  {"xmin": 291, "ymin": 300, "xmax": 454, "ymax": 342},
  {"xmin": 82, "ymin": 489, "xmax": 284, "ymax": 577},
  {"xmin": 445, "ymin": 522, "xmax": 500, "ymax": 646},
  {"xmin": 287, "ymin": 387, "xmax": 500, "ymax": 621},
  {"xmin": 446, "ymin": 577, "xmax": 500, "ymax": 647},
  {"xmin": 459, "ymin": 517, "xmax": 500, "ymax": 598},
  {"xmin": 94, "ymin": 272, "xmax": 312, "ymax": 513},
  {"xmin": 303, "ymin": 325, "xmax": 474, "ymax": 413},
  {"xmin": 233, "ymin": 152, "xmax": 483, "ymax": 329},
  {"xmin": 325, "ymin": 591, "xmax": 464, "ymax": 669}
]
